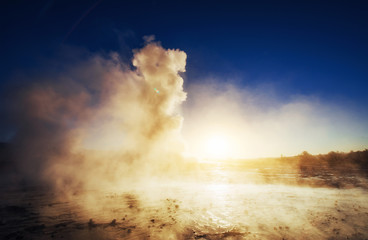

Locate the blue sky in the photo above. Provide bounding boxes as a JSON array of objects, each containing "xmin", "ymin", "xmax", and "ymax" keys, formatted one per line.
[
  {"xmin": 1, "ymin": 0, "xmax": 367, "ymax": 155},
  {"xmin": 1, "ymin": 1, "xmax": 367, "ymax": 101}
]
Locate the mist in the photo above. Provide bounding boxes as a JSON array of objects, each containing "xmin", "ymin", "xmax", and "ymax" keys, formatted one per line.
[{"xmin": 182, "ymin": 81, "xmax": 368, "ymax": 159}]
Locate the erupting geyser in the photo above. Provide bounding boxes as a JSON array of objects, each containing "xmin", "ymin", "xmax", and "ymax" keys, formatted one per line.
[{"xmin": 8, "ymin": 41, "xmax": 190, "ymax": 193}]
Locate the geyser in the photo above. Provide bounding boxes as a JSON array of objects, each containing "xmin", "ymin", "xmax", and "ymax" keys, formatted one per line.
[{"xmin": 6, "ymin": 41, "xmax": 189, "ymax": 193}]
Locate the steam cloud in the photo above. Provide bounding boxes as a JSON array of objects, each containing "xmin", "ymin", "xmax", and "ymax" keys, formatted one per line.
[
  {"xmin": 2, "ymin": 40, "xmax": 367, "ymax": 192},
  {"xmin": 5, "ymin": 42, "xmax": 189, "ymax": 193}
]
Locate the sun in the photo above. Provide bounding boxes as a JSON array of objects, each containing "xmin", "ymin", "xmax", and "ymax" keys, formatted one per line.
[{"xmin": 204, "ymin": 135, "xmax": 230, "ymax": 159}]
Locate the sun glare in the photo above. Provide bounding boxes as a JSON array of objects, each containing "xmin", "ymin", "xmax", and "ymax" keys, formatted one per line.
[{"xmin": 204, "ymin": 135, "xmax": 230, "ymax": 159}]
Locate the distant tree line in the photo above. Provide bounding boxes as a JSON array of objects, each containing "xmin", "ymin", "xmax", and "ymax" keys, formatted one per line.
[{"xmin": 298, "ymin": 149, "xmax": 368, "ymax": 173}]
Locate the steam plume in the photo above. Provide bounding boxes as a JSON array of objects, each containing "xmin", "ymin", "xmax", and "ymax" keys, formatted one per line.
[{"xmin": 6, "ymin": 42, "xmax": 188, "ymax": 192}]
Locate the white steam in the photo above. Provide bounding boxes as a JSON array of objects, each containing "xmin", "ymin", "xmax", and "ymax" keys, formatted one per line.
[{"xmin": 9, "ymin": 42, "xmax": 190, "ymax": 193}]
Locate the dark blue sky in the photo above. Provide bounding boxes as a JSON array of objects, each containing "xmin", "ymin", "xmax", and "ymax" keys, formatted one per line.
[{"xmin": 1, "ymin": 0, "xmax": 368, "ymax": 106}]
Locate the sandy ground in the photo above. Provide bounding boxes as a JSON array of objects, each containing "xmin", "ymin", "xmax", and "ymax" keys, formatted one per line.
[{"xmin": 1, "ymin": 165, "xmax": 368, "ymax": 240}]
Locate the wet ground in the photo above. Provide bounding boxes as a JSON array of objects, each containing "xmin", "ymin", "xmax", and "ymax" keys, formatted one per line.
[{"xmin": 1, "ymin": 164, "xmax": 368, "ymax": 240}]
